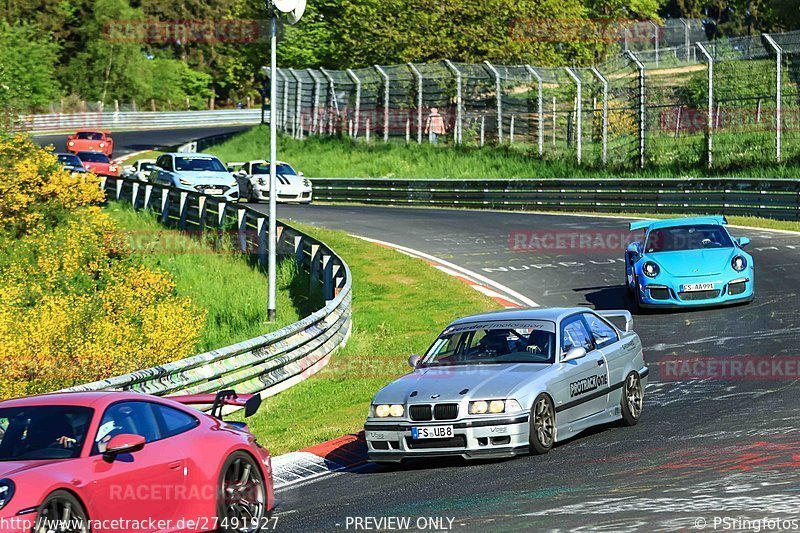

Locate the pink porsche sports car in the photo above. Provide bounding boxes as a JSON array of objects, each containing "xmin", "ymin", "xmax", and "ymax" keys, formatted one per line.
[{"xmin": 0, "ymin": 390, "xmax": 274, "ymax": 533}]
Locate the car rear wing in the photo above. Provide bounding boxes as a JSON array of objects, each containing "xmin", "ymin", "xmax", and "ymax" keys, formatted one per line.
[
  {"xmin": 596, "ymin": 310, "xmax": 633, "ymax": 333},
  {"xmin": 226, "ymin": 162, "xmax": 246, "ymax": 172},
  {"xmin": 629, "ymin": 215, "xmax": 728, "ymax": 232},
  {"xmin": 169, "ymin": 390, "xmax": 262, "ymax": 419}
]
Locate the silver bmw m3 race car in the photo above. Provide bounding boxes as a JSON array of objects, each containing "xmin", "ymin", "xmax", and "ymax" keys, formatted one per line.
[{"xmin": 365, "ymin": 307, "xmax": 648, "ymax": 463}]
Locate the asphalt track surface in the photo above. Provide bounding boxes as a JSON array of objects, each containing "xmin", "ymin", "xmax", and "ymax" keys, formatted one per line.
[
  {"xmin": 247, "ymin": 204, "xmax": 800, "ymax": 532},
  {"xmin": 32, "ymin": 125, "xmax": 251, "ymax": 158}
]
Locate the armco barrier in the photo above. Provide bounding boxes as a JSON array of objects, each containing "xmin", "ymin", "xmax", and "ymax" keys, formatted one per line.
[
  {"xmin": 312, "ymin": 178, "xmax": 800, "ymax": 220},
  {"xmin": 20, "ymin": 109, "xmax": 265, "ymax": 134},
  {"xmin": 65, "ymin": 175, "xmax": 351, "ymax": 399}
]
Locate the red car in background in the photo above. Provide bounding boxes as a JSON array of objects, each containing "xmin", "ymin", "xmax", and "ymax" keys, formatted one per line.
[
  {"xmin": 67, "ymin": 130, "xmax": 114, "ymax": 156},
  {"xmin": 0, "ymin": 390, "xmax": 274, "ymax": 533},
  {"xmin": 76, "ymin": 151, "xmax": 120, "ymax": 177}
]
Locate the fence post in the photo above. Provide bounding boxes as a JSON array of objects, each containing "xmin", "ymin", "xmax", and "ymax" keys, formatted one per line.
[
  {"xmin": 591, "ymin": 67, "xmax": 609, "ymax": 165},
  {"xmin": 346, "ymin": 69, "xmax": 361, "ymax": 139},
  {"xmin": 483, "ymin": 61, "xmax": 502, "ymax": 143},
  {"xmin": 289, "ymin": 69, "xmax": 303, "ymax": 139},
  {"xmin": 237, "ymin": 208, "xmax": 248, "ymax": 253},
  {"xmin": 696, "ymin": 43, "xmax": 714, "ymax": 169},
  {"xmin": 525, "ymin": 65, "xmax": 544, "ymax": 157},
  {"xmin": 198, "ymin": 195, "xmax": 207, "ymax": 232},
  {"xmin": 320, "ymin": 68, "xmax": 338, "ymax": 135},
  {"xmin": 277, "ymin": 69, "xmax": 289, "ymax": 132},
  {"xmin": 374, "ymin": 65, "xmax": 390, "ymax": 142},
  {"xmin": 565, "ymin": 68, "xmax": 582, "ymax": 164},
  {"xmin": 178, "ymin": 191, "xmax": 189, "ymax": 229},
  {"xmin": 257, "ymin": 216, "xmax": 267, "ymax": 268},
  {"xmin": 680, "ymin": 18, "xmax": 691, "ymax": 61},
  {"xmin": 444, "ymin": 60, "xmax": 462, "ymax": 144},
  {"xmin": 763, "ymin": 34, "xmax": 782, "ymax": 163},
  {"xmin": 651, "ymin": 21, "xmax": 660, "ymax": 67},
  {"xmin": 408, "ymin": 63, "xmax": 424, "ymax": 144},
  {"xmin": 307, "ymin": 69, "xmax": 322, "ymax": 135},
  {"xmin": 627, "ymin": 50, "xmax": 646, "ymax": 169}
]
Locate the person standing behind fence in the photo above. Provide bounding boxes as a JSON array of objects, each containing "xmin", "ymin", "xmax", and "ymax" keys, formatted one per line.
[{"xmin": 425, "ymin": 108, "xmax": 446, "ymax": 145}]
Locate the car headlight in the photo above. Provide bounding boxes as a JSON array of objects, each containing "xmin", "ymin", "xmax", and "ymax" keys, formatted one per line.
[
  {"xmin": 642, "ymin": 261, "xmax": 660, "ymax": 278},
  {"xmin": 469, "ymin": 399, "xmax": 523, "ymax": 414},
  {"xmin": 179, "ymin": 178, "xmax": 192, "ymax": 186},
  {"xmin": 731, "ymin": 255, "xmax": 747, "ymax": 272},
  {"xmin": 99, "ymin": 142, "xmax": 105, "ymax": 148},
  {"xmin": 0, "ymin": 479, "xmax": 15, "ymax": 510},
  {"xmin": 258, "ymin": 178, "xmax": 266, "ymax": 185},
  {"xmin": 373, "ymin": 404, "xmax": 404, "ymax": 418},
  {"xmin": 303, "ymin": 178, "xmax": 311, "ymax": 187},
  {"xmin": 68, "ymin": 141, "xmax": 74, "ymax": 146}
]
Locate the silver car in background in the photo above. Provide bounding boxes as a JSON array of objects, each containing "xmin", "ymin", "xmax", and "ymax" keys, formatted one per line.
[
  {"xmin": 365, "ymin": 307, "xmax": 648, "ymax": 463},
  {"xmin": 151, "ymin": 153, "xmax": 239, "ymax": 201}
]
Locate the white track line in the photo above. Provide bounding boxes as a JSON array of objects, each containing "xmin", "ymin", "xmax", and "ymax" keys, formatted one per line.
[{"xmin": 351, "ymin": 234, "xmax": 538, "ymax": 308}]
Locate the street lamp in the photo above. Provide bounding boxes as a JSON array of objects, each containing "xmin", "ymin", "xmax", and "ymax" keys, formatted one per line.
[{"xmin": 265, "ymin": 0, "xmax": 305, "ymax": 321}]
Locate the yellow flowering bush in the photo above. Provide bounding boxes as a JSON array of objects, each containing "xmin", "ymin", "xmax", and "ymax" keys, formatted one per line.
[{"xmin": 0, "ymin": 135, "xmax": 205, "ymax": 399}]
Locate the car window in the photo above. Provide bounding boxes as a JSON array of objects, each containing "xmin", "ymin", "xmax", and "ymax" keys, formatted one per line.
[
  {"xmin": 77, "ymin": 152, "xmax": 109, "ymax": 163},
  {"xmin": 152, "ymin": 404, "xmax": 199, "ymax": 439},
  {"xmin": 0, "ymin": 406, "xmax": 93, "ymax": 461},
  {"xmin": 93, "ymin": 401, "xmax": 161, "ymax": 454},
  {"xmin": 561, "ymin": 317, "xmax": 594, "ymax": 355},
  {"xmin": 174, "ymin": 156, "xmax": 226, "ymax": 172},
  {"xmin": 424, "ymin": 320, "xmax": 557, "ymax": 366},
  {"xmin": 645, "ymin": 224, "xmax": 733, "ymax": 253},
  {"xmin": 582, "ymin": 313, "xmax": 618, "ymax": 348},
  {"xmin": 76, "ymin": 132, "xmax": 103, "ymax": 140}
]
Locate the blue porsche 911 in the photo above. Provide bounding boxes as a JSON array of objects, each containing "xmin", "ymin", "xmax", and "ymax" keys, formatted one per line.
[{"xmin": 625, "ymin": 216, "xmax": 754, "ymax": 309}]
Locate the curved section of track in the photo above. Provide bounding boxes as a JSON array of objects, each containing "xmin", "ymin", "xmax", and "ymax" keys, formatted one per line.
[
  {"xmin": 33, "ymin": 125, "xmax": 251, "ymax": 159},
  {"xmin": 253, "ymin": 204, "xmax": 800, "ymax": 532}
]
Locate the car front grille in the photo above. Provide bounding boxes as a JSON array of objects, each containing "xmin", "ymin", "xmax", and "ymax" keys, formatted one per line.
[
  {"xmin": 409, "ymin": 405, "xmax": 432, "ymax": 421},
  {"xmin": 648, "ymin": 287, "xmax": 670, "ymax": 300},
  {"xmin": 406, "ymin": 435, "xmax": 467, "ymax": 450},
  {"xmin": 728, "ymin": 281, "xmax": 747, "ymax": 295},
  {"xmin": 433, "ymin": 403, "xmax": 459, "ymax": 420},
  {"xmin": 678, "ymin": 289, "xmax": 720, "ymax": 301},
  {"xmin": 195, "ymin": 185, "xmax": 230, "ymax": 193}
]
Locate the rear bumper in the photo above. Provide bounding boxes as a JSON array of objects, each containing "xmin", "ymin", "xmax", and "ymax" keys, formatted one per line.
[{"xmin": 364, "ymin": 413, "xmax": 530, "ymax": 463}]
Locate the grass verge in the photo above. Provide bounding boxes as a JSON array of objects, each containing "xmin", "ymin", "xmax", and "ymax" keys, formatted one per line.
[
  {"xmin": 105, "ymin": 203, "xmax": 313, "ymax": 351},
  {"xmin": 207, "ymin": 126, "xmax": 800, "ymax": 180},
  {"xmin": 241, "ymin": 224, "xmax": 500, "ymax": 455}
]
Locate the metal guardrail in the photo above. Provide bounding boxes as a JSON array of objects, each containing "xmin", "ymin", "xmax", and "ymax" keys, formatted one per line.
[
  {"xmin": 20, "ymin": 109, "xmax": 265, "ymax": 134},
  {"xmin": 312, "ymin": 177, "xmax": 800, "ymax": 220},
  {"xmin": 65, "ymin": 175, "xmax": 351, "ymax": 399}
]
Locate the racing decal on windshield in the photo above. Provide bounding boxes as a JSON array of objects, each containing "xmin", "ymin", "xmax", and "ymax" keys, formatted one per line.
[
  {"xmin": 569, "ymin": 374, "xmax": 609, "ymax": 397},
  {"xmin": 443, "ymin": 320, "xmax": 556, "ymax": 335}
]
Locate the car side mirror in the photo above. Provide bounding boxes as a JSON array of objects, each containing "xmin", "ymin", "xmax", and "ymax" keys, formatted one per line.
[
  {"xmin": 562, "ymin": 347, "xmax": 587, "ymax": 363},
  {"xmin": 626, "ymin": 242, "xmax": 640, "ymax": 264},
  {"xmin": 408, "ymin": 354, "xmax": 422, "ymax": 368},
  {"xmin": 737, "ymin": 236, "xmax": 750, "ymax": 248},
  {"xmin": 103, "ymin": 434, "xmax": 145, "ymax": 460},
  {"xmin": 298, "ymin": 171, "xmax": 304, "ymax": 177}
]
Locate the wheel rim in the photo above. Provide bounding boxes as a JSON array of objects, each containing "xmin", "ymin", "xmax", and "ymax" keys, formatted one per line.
[
  {"xmin": 223, "ymin": 456, "xmax": 266, "ymax": 532},
  {"xmin": 625, "ymin": 373, "xmax": 643, "ymax": 419},
  {"xmin": 534, "ymin": 397, "xmax": 555, "ymax": 447},
  {"xmin": 35, "ymin": 497, "xmax": 88, "ymax": 533}
]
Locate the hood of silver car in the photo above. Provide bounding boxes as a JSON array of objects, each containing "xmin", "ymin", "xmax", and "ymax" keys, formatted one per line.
[{"xmin": 372, "ymin": 363, "xmax": 551, "ymax": 404}]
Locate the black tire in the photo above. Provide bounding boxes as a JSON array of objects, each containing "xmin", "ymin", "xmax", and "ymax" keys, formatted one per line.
[
  {"xmin": 217, "ymin": 451, "xmax": 268, "ymax": 533},
  {"xmin": 34, "ymin": 490, "xmax": 89, "ymax": 533},
  {"xmin": 620, "ymin": 371, "xmax": 644, "ymax": 426},
  {"xmin": 529, "ymin": 393, "xmax": 555, "ymax": 455}
]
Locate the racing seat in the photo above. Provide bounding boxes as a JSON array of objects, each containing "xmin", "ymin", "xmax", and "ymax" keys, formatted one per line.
[
  {"xmin": 527, "ymin": 330, "xmax": 553, "ymax": 359},
  {"xmin": 478, "ymin": 331, "xmax": 511, "ymax": 356}
]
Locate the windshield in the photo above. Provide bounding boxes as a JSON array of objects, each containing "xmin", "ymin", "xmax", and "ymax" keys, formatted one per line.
[
  {"xmin": 77, "ymin": 152, "xmax": 109, "ymax": 163},
  {"xmin": 645, "ymin": 225, "xmax": 733, "ymax": 253},
  {"xmin": 252, "ymin": 163, "xmax": 296, "ymax": 175},
  {"xmin": 424, "ymin": 320, "xmax": 556, "ymax": 366},
  {"xmin": 75, "ymin": 132, "xmax": 103, "ymax": 140},
  {"xmin": 175, "ymin": 156, "xmax": 227, "ymax": 172},
  {"xmin": 57, "ymin": 154, "xmax": 82, "ymax": 167},
  {"xmin": 0, "ymin": 406, "xmax": 93, "ymax": 461}
]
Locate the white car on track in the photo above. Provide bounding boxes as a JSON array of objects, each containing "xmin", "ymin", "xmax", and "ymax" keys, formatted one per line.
[
  {"xmin": 365, "ymin": 307, "xmax": 648, "ymax": 463},
  {"xmin": 231, "ymin": 160, "xmax": 312, "ymax": 204},
  {"xmin": 122, "ymin": 158, "xmax": 157, "ymax": 182},
  {"xmin": 150, "ymin": 153, "xmax": 239, "ymax": 201}
]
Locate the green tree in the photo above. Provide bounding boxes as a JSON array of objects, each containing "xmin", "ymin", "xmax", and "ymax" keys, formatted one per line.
[{"xmin": 0, "ymin": 22, "xmax": 60, "ymax": 112}]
